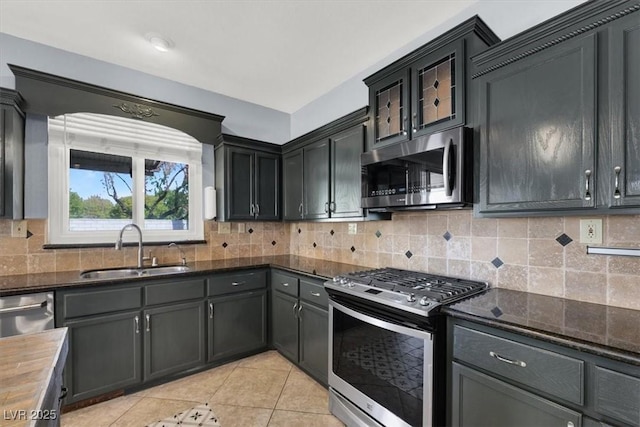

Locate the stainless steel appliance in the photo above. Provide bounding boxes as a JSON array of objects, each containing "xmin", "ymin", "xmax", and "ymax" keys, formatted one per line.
[
  {"xmin": 361, "ymin": 126, "xmax": 472, "ymax": 210},
  {"xmin": 0, "ymin": 292, "xmax": 54, "ymax": 337},
  {"xmin": 325, "ymin": 268, "xmax": 487, "ymax": 426}
]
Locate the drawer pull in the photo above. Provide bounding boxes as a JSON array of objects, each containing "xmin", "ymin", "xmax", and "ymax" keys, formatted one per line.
[
  {"xmin": 310, "ymin": 291, "xmax": 321, "ymax": 297},
  {"xmin": 209, "ymin": 302, "xmax": 214, "ymax": 319},
  {"xmin": 282, "ymin": 282, "xmax": 289, "ymax": 287},
  {"xmin": 145, "ymin": 314, "xmax": 151, "ymax": 332},
  {"xmin": 489, "ymin": 351, "xmax": 526, "ymax": 368},
  {"xmin": 231, "ymin": 281, "xmax": 245, "ymax": 286}
]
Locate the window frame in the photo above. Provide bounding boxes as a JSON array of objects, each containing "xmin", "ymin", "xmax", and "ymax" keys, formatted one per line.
[{"xmin": 48, "ymin": 114, "xmax": 204, "ymax": 246}]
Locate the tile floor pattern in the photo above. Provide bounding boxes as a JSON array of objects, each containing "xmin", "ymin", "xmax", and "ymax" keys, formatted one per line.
[{"xmin": 61, "ymin": 351, "xmax": 344, "ymax": 427}]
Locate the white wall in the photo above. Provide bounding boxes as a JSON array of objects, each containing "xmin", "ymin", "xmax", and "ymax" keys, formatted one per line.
[
  {"xmin": 0, "ymin": 33, "xmax": 291, "ymax": 144},
  {"xmin": 290, "ymin": 0, "xmax": 588, "ymax": 139}
]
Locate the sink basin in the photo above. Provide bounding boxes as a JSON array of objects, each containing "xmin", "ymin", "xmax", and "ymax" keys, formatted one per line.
[{"xmin": 80, "ymin": 265, "xmax": 190, "ymax": 280}]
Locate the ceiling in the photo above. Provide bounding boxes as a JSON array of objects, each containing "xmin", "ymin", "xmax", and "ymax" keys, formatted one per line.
[{"xmin": 0, "ymin": 0, "xmax": 481, "ymax": 113}]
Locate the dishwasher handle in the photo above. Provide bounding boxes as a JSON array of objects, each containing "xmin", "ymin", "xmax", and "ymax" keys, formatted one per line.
[{"xmin": 0, "ymin": 300, "xmax": 47, "ymax": 315}]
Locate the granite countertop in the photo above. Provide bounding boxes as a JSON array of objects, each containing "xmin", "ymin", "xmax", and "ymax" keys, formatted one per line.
[
  {"xmin": 443, "ymin": 288, "xmax": 640, "ymax": 366},
  {"xmin": 0, "ymin": 255, "xmax": 367, "ymax": 296},
  {"xmin": 0, "ymin": 328, "xmax": 69, "ymax": 427}
]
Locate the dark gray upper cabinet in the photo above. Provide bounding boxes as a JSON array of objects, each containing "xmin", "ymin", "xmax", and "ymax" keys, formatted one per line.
[
  {"xmin": 364, "ymin": 16, "xmax": 499, "ymax": 152},
  {"xmin": 608, "ymin": 12, "xmax": 640, "ymax": 208},
  {"xmin": 215, "ymin": 134, "xmax": 281, "ymax": 221},
  {"xmin": 0, "ymin": 89, "xmax": 25, "ymax": 219},
  {"xmin": 473, "ymin": 0, "xmax": 640, "ymax": 216},
  {"xmin": 303, "ymin": 140, "xmax": 330, "ymax": 219},
  {"xmin": 283, "ymin": 150, "xmax": 304, "ymax": 220},
  {"xmin": 331, "ymin": 125, "xmax": 365, "ymax": 218},
  {"xmin": 477, "ymin": 34, "xmax": 597, "ymax": 213},
  {"xmin": 282, "ymin": 108, "xmax": 380, "ymax": 221}
]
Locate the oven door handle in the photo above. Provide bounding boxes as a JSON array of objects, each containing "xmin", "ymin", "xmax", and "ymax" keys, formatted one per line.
[{"xmin": 329, "ymin": 299, "xmax": 433, "ymax": 341}]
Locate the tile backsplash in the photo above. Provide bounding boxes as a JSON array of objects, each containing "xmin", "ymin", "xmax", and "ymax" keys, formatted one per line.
[
  {"xmin": 0, "ymin": 212, "xmax": 638, "ymax": 310},
  {"xmin": 289, "ymin": 212, "xmax": 640, "ymax": 311}
]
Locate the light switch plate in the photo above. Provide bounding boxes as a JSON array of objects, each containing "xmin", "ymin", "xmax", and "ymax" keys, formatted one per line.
[
  {"xmin": 580, "ymin": 219, "xmax": 602, "ymax": 244},
  {"xmin": 218, "ymin": 222, "xmax": 231, "ymax": 234},
  {"xmin": 11, "ymin": 220, "xmax": 27, "ymax": 238},
  {"xmin": 348, "ymin": 223, "xmax": 357, "ymax": 235}
]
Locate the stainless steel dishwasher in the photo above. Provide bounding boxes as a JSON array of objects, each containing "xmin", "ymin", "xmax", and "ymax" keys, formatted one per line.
[{"xmin": 0, "ymin": 292, "xmax": 54, "ymax": 337}]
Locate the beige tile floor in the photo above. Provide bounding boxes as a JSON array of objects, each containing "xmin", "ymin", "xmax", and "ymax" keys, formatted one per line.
[{"xmin": 61, "ymin": 350, "xmax": 344, "ymax": 427}]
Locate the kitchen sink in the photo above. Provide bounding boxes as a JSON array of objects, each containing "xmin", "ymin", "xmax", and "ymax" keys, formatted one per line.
[{"xmin": 80, "ymin": 265, "xmax": 191, "ymax": 280}]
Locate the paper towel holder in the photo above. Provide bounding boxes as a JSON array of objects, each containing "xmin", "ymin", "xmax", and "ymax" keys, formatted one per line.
[{"xmin": 204, "ymin": 186, "xmax": 217, "ymax": 221}]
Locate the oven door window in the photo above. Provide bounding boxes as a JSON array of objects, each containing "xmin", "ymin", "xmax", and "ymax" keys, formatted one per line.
[{"xmin": 332, "ymin": 307, "xmax": 425, "ymax": 426}]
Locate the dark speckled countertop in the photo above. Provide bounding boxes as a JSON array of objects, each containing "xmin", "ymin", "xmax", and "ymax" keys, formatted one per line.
[
  {"xmin": 0, "ymin": 255, "xmax": 367, "ymax": 296},
  {"xmin": 443, "ymin": 288, "xmax": 640, "ymax": 366}
]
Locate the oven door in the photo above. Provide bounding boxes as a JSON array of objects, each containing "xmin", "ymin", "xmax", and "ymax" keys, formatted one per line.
[{"xmin": 328, "ymin": 299, "xmax": 434, "ymax": 427}]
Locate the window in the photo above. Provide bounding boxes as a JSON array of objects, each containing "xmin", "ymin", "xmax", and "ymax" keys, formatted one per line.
[{"xmin": 48, "ymin": 113, "xmax": 203, "ymax": 245}]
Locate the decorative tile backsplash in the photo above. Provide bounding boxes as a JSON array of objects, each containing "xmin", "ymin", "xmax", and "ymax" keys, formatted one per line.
[
  {"xmin": 289, "ymin": 212, "xmax": 640, "ymax": 310},
  {"xmin": 0, "ymin": 212, "xmax": 638, "ymax": 310}
]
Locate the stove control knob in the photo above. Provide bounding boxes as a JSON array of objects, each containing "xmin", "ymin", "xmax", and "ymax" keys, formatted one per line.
[
  {"xmin": 339, "ymin": 277, "xmax": 349, "ymax": 285},
  {"xmin": 407, "ymin": 293, "xmax": 416, "ymax": 303},
  {"xmin": 419, "ymin": 296, "xmax": 430, "ymax": 306},
  {"xmin": 347, "ymin": 281, "xmax": 355, "ymax": 288},
  {"xmin": 332, "ymin": 276, "xmax": 341, "ymax": 283}
]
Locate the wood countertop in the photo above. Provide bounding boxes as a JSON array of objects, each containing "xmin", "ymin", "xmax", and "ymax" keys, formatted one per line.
[{"xmin": 0, "ymin": 328, "xmax": 68, "ymax": 427}]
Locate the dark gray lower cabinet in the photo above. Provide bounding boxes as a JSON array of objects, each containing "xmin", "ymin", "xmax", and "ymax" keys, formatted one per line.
[
  {"xmin": 271, "ymin": 270, "xmax": 329, "ymax": 385},
  {"xmin": 449, "ymin": 319, "xmax": 640, "ymax": 427},
  {"xmin": 298, "ymin": 301, "xmax": 328, "ymax": 383},
  {"xmin": 208, "ymin": 289, "xmax": 267, "ymax": 362},
  {"xmin": 451, "ymin": 362, "xmax": 581, "ymax": 427},
  {"xmin": 271, "ymin": 290, "xmax": 299, "ymax": 362},
  {"xmin": 143, "ymin": 301, "xmax": 205, "ymax": 381},
  {"xmin": 64, "ymin": 311, "xmax": 142, "ymax": 403}
]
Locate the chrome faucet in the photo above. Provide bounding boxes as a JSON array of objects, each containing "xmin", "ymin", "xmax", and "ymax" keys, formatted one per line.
[
  {"xmin": 168, "ymin": 242, "xmax": 187, "ymax": 266},
  {"xmin": 115, "ymin": 223, "xmax": 145, "ymax": 268}
]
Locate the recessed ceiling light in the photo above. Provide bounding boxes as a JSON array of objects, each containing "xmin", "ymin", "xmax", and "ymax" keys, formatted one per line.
[{"xmin": 145, "ymin": 32, "xmax": 174, "ymax": 52}]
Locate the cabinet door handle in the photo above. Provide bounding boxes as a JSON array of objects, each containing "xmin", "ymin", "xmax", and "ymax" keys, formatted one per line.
[
  {"xmin": 298, "ymin": 304, "xmax": 303, "ymax": 319},
  {"xmin": 250, "ymin": 203, "xmax": 255, "ymax": 215},
  {"xmin": 489, "ymin": 351, "xmax": 526, "ymax": 367},
  {"xmin": 134, "ymin": 316, "xmax": 140, "ymax": 334},
  {"xmin": 255, "ymin": 204, "xmax": 260, "ymax": 215},
  {"xmin": 231, "ymin": 281, "xmax": 245, "ymax": 286},
  {"xmin": 402, "ymin": 116, "xmax": 408, "ymax": 136},
  {"xmin": 584, "ymin": 169, "xmax": 592, "ymax": 201},
  {"xmin": 292, "ymin": 302, "xmax": 298, "ymax": 317},
  {"xmin": 324, "ymin": 202, "xmax": 329, "ymax": 213},
  {"xmin": 412, "ymin": 113, "xmax": 417, "ymax": 134},
  {"xmin": 299, "ymin": 203, "xmax": 304, "ymax": 218},
  {"xmin": 209, "ymin": 302, "xmax": 214, "ymax": 319},
  {"xmin": 330, "ymin": 201, "xmax": 336, "ymax": 212},
  {"xmin": 310, "ymin": 291, "xmax": 321, "ymax": 297},
  {"xmin": 145, "ymin": 314, "xmax": 150, "ymax": 332},
  {"xmin": 613, "ymin": 166, "xmax": 621, "ymax": 199}
]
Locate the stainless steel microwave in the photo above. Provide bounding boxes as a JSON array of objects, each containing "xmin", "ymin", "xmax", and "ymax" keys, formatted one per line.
[{"xmin": 361, "ymin": 126, "xmax": 472, "ymax": 210}]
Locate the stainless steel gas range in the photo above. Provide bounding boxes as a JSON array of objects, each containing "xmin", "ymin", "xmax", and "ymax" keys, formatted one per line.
[{"xmin": 324, "ymin": 268, "xmax": 487, "ymax": 427}]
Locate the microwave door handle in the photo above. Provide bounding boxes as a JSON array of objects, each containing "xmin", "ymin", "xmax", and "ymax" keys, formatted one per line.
[{"xmin": 443, "ymin": 138, "xmax": 453, "ymax": 197}]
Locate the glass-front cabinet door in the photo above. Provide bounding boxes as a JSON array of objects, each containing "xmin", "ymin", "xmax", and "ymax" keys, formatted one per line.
[
  {"xmin": 411, "ymin": 39, "xmax": 465, "ymax": 139},
  {"xmin": 368, "ymin": 69, "xmax": 410, "ymax": 151}
]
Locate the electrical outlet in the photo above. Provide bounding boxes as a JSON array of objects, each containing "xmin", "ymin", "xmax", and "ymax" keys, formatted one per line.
[
  {"xmin": 580, "ymin": 219, "xmax": 602, "ymax": 244},
  {"xmin": 348, "ymin": 223, "xmax": 357, "ymax": 235},
  {"xmin": 11, "ymin": 220, "xmax": 28, "ymax": 238},
  {"xmin": 218, "ymin": 222, "xmax": 231, "ymax": 234}
]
